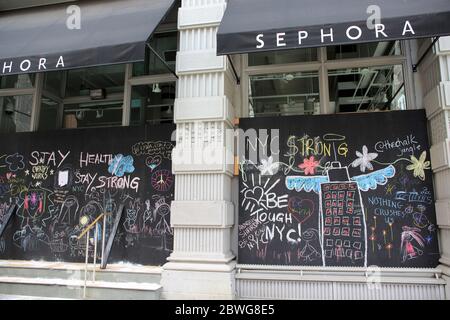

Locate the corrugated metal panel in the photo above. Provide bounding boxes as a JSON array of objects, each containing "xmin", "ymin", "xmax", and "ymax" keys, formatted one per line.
[
  {"xmin": 237, "ymin": 279, "xmax": 334, "ymax": 300},
  {"xmin": 236, "ymin": 273, "xmax": 446, "ymax": 300}
]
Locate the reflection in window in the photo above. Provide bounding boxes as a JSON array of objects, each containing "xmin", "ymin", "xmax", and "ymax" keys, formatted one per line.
[
  {"xmin": 63, "ymin": 101, "xmax": 123, "ymax": 129},
  {"xmin": 0, "ymin": 95, "xmax": 33, "ymax": 133},
  {"xmin": 0, "ymin": 74, "xmax": 35, "ymax": 89},
  {"xmin": 133, "ymin": 31, "xmax": 178, "ymax": 77},
  {"xmin": 249, "ymin": 72, "xmax": 320, "ymax": 117},
  {"xmin": 248, "ymin": 48, "xmax": 318, "ymax": 66},
  {"xmin": 327, "ymin": 41, "xmax": 401, "ymax": 60},
  {"xmin": 328, "ymin": 65, "xmax": 406, "ymax": 113},
  {"xmin": 130, "ymin": 82, "xmax": 175, "ymax": 125}
]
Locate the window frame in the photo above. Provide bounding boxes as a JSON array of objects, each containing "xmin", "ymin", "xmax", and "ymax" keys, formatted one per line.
[
  {"xmin": 241, "ymin": 41, "xmax": 415, "ymax": 117},
  {"xmin": 0, "ymin": 73, "xmax": 44, "ymax": 132}
]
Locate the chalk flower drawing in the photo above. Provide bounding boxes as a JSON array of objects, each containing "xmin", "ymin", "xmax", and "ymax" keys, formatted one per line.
[
  {"xmin": 258, "ymin": 156, "xmax": 279, "ymax": 175},
  {"xmin": 298, "ymin": 156, "xmax": 319, "ymax": 175},
  {"xmin": 351, "ymin": 145, "xmax": 378, "ymax": 172},
  {"xmin": 5, "ymin": 153, "xmax": 25, "ymax": 172},
  {"xmin": 406, "ymin": 151, "xmax": 430, "ymax": 181}
]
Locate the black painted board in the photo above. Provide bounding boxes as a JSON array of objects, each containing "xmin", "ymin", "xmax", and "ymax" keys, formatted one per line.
[
  {"xmin": 0, "ymin": 204, "xmax": 16, "ymax": 237},
  {"xmin": 0, "ymin": 124, "xmax": 175, "ymax": 266},
  {"xmin": 101, "ymin": 204, "xmax": 124, "ymax": 269},
  {"xmin": 238, "ymin": 110, "xmax": 440, "ymax": 268}
]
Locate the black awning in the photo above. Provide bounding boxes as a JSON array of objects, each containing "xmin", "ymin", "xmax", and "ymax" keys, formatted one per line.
[
  {"xmin": 217, "ymin": 0, "xmax": 450, "ymax": 55},
  {"xmin": 0, "ymin": 0, "xmax": 176, "ymax": 76}
]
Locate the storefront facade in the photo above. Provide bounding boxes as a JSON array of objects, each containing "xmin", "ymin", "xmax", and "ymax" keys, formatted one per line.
[{"xmin": 1, "ymin": 0, "xmax": 450, "ymax": 300}]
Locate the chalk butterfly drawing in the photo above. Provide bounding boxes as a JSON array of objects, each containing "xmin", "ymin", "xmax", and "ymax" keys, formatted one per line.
[{"xmin": 286, "ymin": 165, "xmax": 396, "ymax": 194}]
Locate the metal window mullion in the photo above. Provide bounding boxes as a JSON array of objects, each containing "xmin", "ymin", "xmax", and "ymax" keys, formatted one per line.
[
  {"xmin": 325, "ymin": 55, "xmax": 407, "ymax": 71},
  {"xmin": 402, "ymin": 40, "xmax": 418, "ymax": 110},
  {"xmin": 245, "ymin": 61, "xmax": 322, "ymax": 76},
  {"xmin": 63, "ymin": 93, "xmax": 124, "ymax": 105},
  {"xmin": 241, "ymin": 54, "xmax": 250, "ymax": 118},
  {"xmin": 57, "ymin": 71, "xmax": 68, "ymax": 129},
  {"xmin": 129, "ymin": 74, "xmax": 177, "ymax": 86},
  {"xmin": 318, "ymin": 47, "xmax": 330, "ymax": 115},
  {"xmin": 122, "ymin": 64, "xmax": 133, "ymax": 126},
  {"xmin": 30, "ymin": 73, "xmax": 44, "ymax": 132},
  {"xmin": 0, "ymin": 88, "xmax": 35, "ymax": 97}
]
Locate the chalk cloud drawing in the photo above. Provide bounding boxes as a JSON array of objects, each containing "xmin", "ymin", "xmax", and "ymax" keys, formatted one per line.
[{"xmin": 108, "ymin": 154, "xmax": 135, "ymax": 177}]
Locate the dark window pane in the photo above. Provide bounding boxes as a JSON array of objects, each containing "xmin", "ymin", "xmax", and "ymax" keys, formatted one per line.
[
  {"xmin": 248, "ymin": 48, "xmax": 318, "ymax": 66},
  {"xmin": 0, "ymin": 95, "xmax": 33, "ymax": 133},
  {"xmin": 327, "ymin": 41, "xmax": 402, "ymax": 60},
  {"xmin": 66, "ymin": 64, "xmax": 125, "ymax": 97},
  {"xmin": 0, "ymin": 74, "xmax": 35, "ymax": 89},
  {"xmin": 39, "ymin": 97, "xmax": 59, "ymax": 131},
  {"xmin": 130, "ymin": 82, "xmax": 175, "ymax": 125},
  {"xmin": 44, "ymin": 71, "xmax": 63, "ymax": 97}
]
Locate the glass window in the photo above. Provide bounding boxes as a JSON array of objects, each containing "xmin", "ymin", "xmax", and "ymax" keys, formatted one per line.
[
  {"xmin": 249, "ymin": 71, "xmax": 320, "ymax": 117},
  {"xmin": 328, "ymin": 65, "xmax": 406, "ymax": 113},
  {"xmin": 39, "ymin": 96, "xmax": 60, "ymax": 131},
  {"xmin": 0, "ymin": 74, "xmax": 35, "ymax": 89},
  {"xmin": 133, "ymin": 31, "xmax": 178, "ymax": 77},
  {"xmin": 66, "ymin": 64, "xmax": 126, "ymax": 97},
  {"xmin": 130, "ymin": 82, "xmax": 175, "ymax": 125},
  {"xmin": 327, "ymin": 41, "xmax": 401, "ymax": 60},
  {"xmin": 44, "ymin": 71, "xmax": 63, "ymax": 97},
  {"xmin": 248, "ymin": 48, "xmax": 318, "ymax": 66},
  {"xmin": 0, "ymin": 95, "xmax": 33, "ymax": 133},
  {"xmin": 63, "ymin": 101, "xmax": 123, "ymax": 129}
]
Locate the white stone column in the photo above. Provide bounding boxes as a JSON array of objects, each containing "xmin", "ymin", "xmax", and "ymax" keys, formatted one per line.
[
  {"xmin": 420, "ymin": 37, "xmax": 450, "ymax": 299},
  {"xmin": 161, "ymin": 0, "xmax": 238, "ymax": 299}
]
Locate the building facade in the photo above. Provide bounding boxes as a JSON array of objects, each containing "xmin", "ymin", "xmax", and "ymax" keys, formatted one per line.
[{"xmin": 0, "ymin": 0, "xmax": 449, "ymax": 300}]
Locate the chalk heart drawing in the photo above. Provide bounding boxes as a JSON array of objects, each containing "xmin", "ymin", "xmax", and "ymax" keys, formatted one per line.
[
  {"xmin": 244, "ymin": 187, "xmax": 265, "ymax": 204},
  {"xmin": 146, "ymin": 156, "xmax": 162, "ymax": 171},
  {"xmin": 288, "ymin": 197, "xmax": 315, "ymax": 224}
]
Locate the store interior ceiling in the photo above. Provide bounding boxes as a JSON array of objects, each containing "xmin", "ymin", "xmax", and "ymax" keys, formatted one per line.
[{"xmin": 250, "ymin": 41, "xmax": 403, "ymax": 116}]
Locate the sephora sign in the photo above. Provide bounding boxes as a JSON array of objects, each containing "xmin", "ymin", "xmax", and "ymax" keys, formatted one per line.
[
  {"xmin": 255, "ymin": 21, "xmax": 417, "ymax": 50},
  {"xmin": 1, "ymin": 56, "xmax": 66, "ymax": 76}
]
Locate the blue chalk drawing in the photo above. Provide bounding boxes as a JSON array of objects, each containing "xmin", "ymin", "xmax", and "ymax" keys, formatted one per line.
[
  {"xmin": 108, "ymin": 154, "xmax": 135, "ymax": 177},
  {"xmin": 351, "ymin": 165, "xmax": 396, "ymax": 192},
  {"xmin": 286, "ymin": 165, "xmax": 395, "ymax": 194},
  {"xmin": 286, "ymin": 176, "xmax": 329, "ymax": 194}
]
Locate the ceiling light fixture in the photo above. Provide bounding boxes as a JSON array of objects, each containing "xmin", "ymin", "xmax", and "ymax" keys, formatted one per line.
[
  {"xmin": 284, "ymin": 74, "xmax": 295, "ymax": 81},
  {"xmin": 153, "ymin": 83, "xmax": 162, "ymax": 93}
]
